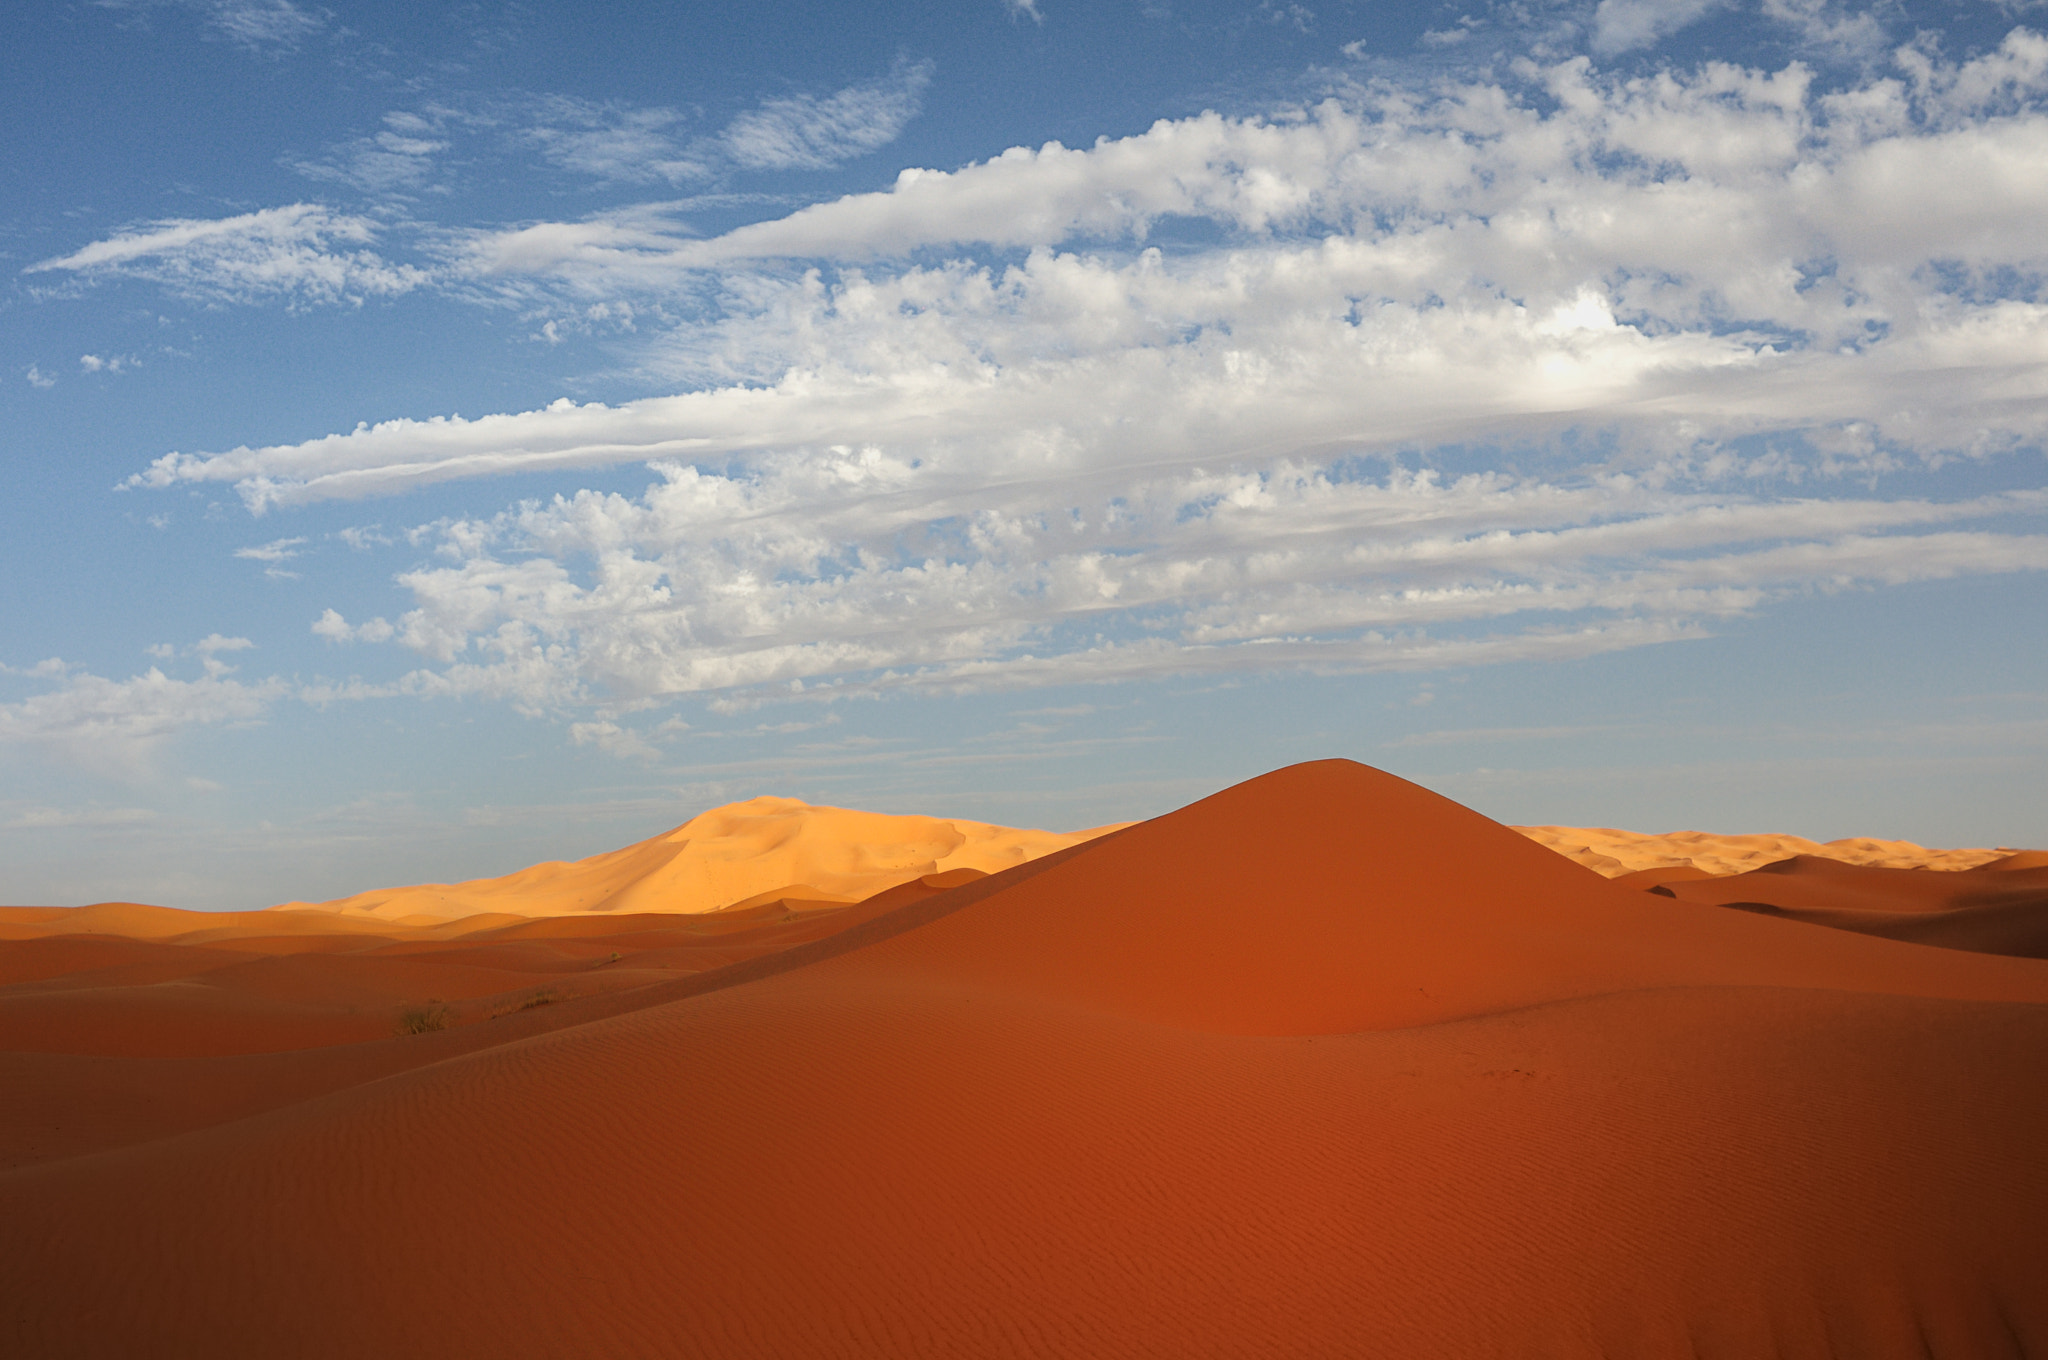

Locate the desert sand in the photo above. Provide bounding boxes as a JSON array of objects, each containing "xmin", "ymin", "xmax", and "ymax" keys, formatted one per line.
[{"xmin": 4, "ymin": 761, "xmax": 2045, "ymax": 1358}]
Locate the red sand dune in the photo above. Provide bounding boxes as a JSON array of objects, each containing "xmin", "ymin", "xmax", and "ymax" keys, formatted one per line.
[
  {"xmin": 1630, "ymin": 854, "xmax": 2048, "ymax": 959},
  {"xmin": 3, "ymin": 760, "xmax": 2046, "ymax": 1358}
]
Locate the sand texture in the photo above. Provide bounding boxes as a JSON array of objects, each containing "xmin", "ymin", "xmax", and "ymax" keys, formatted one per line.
[
  {"xmin": 4, "ymin": 761, "xmax": 2045, "ymax": 1358},
  {"xmin": 273, "ymin": 795, "xmax": 1128, "ymax": 921}
]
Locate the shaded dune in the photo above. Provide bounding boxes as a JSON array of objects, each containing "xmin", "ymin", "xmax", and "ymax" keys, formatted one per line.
[
  {"xmin": 4, "ymin": 762, "xmax": 2046, "ymax": 1358},
  {"xmin": 1643, "ymin": 855, "xmax": 2048, "ymax": 960}
]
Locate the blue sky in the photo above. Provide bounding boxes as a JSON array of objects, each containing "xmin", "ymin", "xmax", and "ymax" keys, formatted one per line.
[{"xmin": 4, "ymin": 0, "xmax": 2046, "ymax": 908}]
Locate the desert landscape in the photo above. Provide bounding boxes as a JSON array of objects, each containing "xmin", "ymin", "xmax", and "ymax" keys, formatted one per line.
[{"xmin": 4, "ymin": 759, "xmax": 2046, "ymax": 1358}]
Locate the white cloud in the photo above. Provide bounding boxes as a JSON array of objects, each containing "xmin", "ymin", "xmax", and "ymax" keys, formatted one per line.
[
  {"xmin": 721, "ymin": 59, "xmax": 936, "ymax": 171},
  {"xmin": 0, "ymin": 664, "xmax": 285, "ymax": 775},
  {"xmin": 235, "ymin": 535, "xmax": 308, "ymax": 580},
  {"xmin": 79, "ymin": 353, "xmax": 136, "ymax": 373},
  {"xmin": 522, "ymin": 98, "xmax": 709, "ymax": 185},
  {"xmin": 568, "ymin": 719, "xmax": 661, "ymax": 762},
  {"xmin": 336, "ymin": 525, "xmax": 391, "ymax": 550},
  {"xmin": 27, "ymin": 204, "xmax": 429, "ymax": 306},
  {"xmin": 25, "ymin": 365, "xmax": 55, "ymax": 388},
  {"xmin": 312, "ymin": 608, "xmax": 395, "ymax": 643},
  {"xmin": 290, "ymin": 110, "xmax": 456, "ymax": 194},
  {"xmin": 512, "ymin": 62, "xmax": 932, "ymax": 188},
  {"xmin": 234, "ymin": 535, "xmax": 307, "ymax": 562},
  {"xmin": 283, "ymin": 466, "xmax": 2048, "ymax": 714},
  {"xmin": 1591, "ymin": 0, "xmax": 1730, "ymax": 55},
  {"xmin": 108, "ymin": 37, "xmax": 2048, "ymax": 709},
  {"xmin": 1004, "ymin": 0, "xmax": 1044, "ymax": 21}
]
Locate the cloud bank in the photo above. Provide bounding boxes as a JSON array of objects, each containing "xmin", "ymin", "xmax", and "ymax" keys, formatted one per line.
[{"xmin": 102, "ymin": 32, "xmax": 2048, "ymax": 721}]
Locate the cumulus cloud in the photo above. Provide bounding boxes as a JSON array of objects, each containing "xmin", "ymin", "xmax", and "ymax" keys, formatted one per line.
[
  {"xmin": 114, "ymin": 34, "xmax": 2048, "ymax": 708},
  {"xmin": 281, "ymin": 468, "xmax": 2048, "ymax": 715},
  {"xmin": 27, "ymin": 205, "xmax": 429, "ymax": 306},
  {"xmin": 138, "ymin": 40, "xmax": 2048, "ymax": 509},
  {"xmin": 312, "ymin": 608, "xmax": 395, "ymax": 643}
]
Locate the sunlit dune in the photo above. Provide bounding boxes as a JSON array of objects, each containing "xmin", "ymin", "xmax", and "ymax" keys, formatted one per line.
[
  {"xmin": 1515, "ymin": 823, "xmax": 2017, "ymax": 876},
  {"xmin": 4, "ymin": 762, "xmax": 2045, "ymax": 1357},
  {"xmin": 272, "ymin": 794, "xmax": 1129, "ymax": 921}
]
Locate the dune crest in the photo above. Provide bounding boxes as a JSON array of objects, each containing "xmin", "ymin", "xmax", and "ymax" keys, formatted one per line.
[
  {"xmin": 273, "ymin": 795, "xmax": 1130, "ymax": 922},
  {"xmin": 1516, "ymin": 824, "xmax": 2016, "ymax": 877}
]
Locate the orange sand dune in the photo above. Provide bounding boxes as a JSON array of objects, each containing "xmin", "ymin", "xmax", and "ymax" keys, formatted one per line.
[
  {"xmin": 4, "ymin": 762, "xmax": 2046, "ymax": 1358},
  {"xmin": 275, "ymin": 794, "xmax": 1126, "ymax": 921},
  {"xmin": 1517, "ymin": 823, "xmax": 2016, "ymax": 876}
]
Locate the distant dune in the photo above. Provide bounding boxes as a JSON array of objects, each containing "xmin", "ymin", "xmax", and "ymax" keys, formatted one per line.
[
  {"xmin": 4, "ymin": 761, "xmax": 2045, "ymax": 1357},
  {"xmin": 1515, "ymin": 823, "xmax": 2017, "ymax": 876},
  {"xmin": 272, "ymin": 795, "xmax": 1130, "ymax": 922}
]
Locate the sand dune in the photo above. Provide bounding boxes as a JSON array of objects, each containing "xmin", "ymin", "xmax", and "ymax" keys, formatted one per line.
[
  {"xmin": 4, "ymin": 762, "xmax": 2045, "ymax": 1357},
  {"xmin": 1515, "ymin": 823, "xmax": 2017, "ymax": 876},
  {"xmin": 274, "ymin": 795, "xmax": 1127, "ymax": 922}
]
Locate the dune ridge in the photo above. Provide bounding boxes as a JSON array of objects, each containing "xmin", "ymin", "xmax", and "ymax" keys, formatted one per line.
[
  {"xmin": 4, "ymin": 761, "xmax": 2045, "ymax": 1357},
  {"xmin": 271, "ymin": 794, "xmax": 1129, "ymax": 923}
]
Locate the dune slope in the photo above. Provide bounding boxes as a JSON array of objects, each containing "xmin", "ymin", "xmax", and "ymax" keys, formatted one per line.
[{"xmin": 4, "ymin": 761, "xmax": 2045, "ymax": 1358}]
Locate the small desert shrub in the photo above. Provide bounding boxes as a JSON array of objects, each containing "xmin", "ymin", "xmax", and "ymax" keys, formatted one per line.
[
  {"xmin": 396, "ymin": 1002, "xmax": 452, "ymax": 1035},
  {"xmin": 517, "ymin": 987, "xmax": 559, "ymax": 1011}
]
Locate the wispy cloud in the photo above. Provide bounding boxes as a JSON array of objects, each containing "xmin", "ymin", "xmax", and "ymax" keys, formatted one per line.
[
  {"xmin": 234, "ymin": 536, "xmax": 308, "ymax": 563},
  {"xmin": 3, "ymin": 804, "xmax": 160, "ymax": 830},
  {"xmin": 721, "ymin": 58, "xmax": 935, "ymax": 171},
  {"xmin": 235, "ymin": 535, "xmax": 309, "ymax": 579},
  {"xmin": 520, "ymin": 98, "xmax": 709, "ymax": 185},
  {"xmin": 27, "ymin": 204, "xmax": 428, "ymax": 306},
  {"xmin": 288, "ymin": 110, "xmax": 457, "ymax": 194},
  {"xmin": 94, "ymin": 0, "xmax": 327, "ymax": 54},
  {"xmin": 506, "ymin": 60, "xmax": 934, "ymax": 188},
  {"xmin": 0, "ymin": 659, "xmax": 284, "ymax": 775},
  {"xmin": 1591, "ymin": 0, "xmax": 1729, "ymax": 55}
]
